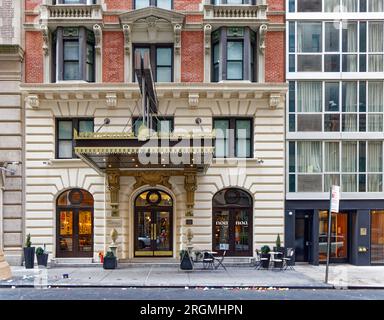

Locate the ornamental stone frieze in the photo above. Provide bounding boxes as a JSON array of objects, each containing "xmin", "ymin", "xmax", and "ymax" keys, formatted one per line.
[{"xmin": 107, "ymin": 170, "xmax": 120, "ymax": 217}]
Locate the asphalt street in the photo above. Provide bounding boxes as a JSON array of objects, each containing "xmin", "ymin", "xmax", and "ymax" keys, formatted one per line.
[{"xmin": 0, "ymin": 288, "xmax": 384, "ymax": 300}]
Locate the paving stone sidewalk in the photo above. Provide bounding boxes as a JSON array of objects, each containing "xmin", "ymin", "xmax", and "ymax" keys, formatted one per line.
[{"xmin": 1, "ymin": 264, "xmax": 384, "ymax": 289}]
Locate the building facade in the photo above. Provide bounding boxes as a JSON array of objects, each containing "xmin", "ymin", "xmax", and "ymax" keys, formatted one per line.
[
  {"xmin": 0, "ymin": 0, "xmax": 24, "ymax": 265},
  {"xmin": 20, "ymin": 0, "xmax": 286, "ymax": 263},
  {"xmin": 285, "ymin": 0, "xmax": 384, "ymax": 265}
]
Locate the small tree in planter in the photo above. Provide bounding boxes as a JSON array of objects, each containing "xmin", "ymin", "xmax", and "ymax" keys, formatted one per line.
[
  {"xmin": 36, "ymin": 246, "xmax": 49, "ymax": 267},
  {"xmin": 274, "ymin": 234, "xmax": 284, "ymax": 253},
  {"xmin": 260, "ymin": 245, "xmax": 271, "ymax": 269},
  {"xmin": 103, "ymin": 251, "xmax": 117, "ymax": 270},
  {"xmin": 24, "ymin": 234, "xmax": 35, "ymax": 269}
]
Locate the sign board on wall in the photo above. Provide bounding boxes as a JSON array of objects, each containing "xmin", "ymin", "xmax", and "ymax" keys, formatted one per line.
[{"xmin": 330, "ymin": 185, "xmax": 340, "ymax": 213}]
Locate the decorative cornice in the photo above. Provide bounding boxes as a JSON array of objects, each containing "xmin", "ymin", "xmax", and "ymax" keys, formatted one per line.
[
  {"xmin": 188, "ymin": 93, "xmax": 199, "ymax": 109},
  {"xmin": 269, "ymin": 93, "xmax": 282, "ymax": 110},
  {"xmin": 259, "ymin": 24, "xmax": 268, "ymax": 55},
  {"xmin": 25, "ymin": 95, "xmax": 39, "ymax": 109},
  {"xmin": 119, "ymin": 6, "xmax": 185, "ymax": 25},
  {"xmin": 174, "ymin": 24, "xmax": 182, "ymax": 56},
  {"xmin": 106, "ymin": 92, "xmax": 117, "ymax": 108}
]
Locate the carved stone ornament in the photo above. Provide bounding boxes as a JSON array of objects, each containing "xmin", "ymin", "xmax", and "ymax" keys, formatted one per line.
[
  {"xmin": 93, "ymin": 24, "xmax": 102, "ymax": 54},
  {"xmin": 41, "ymin": 24, "xmax": 49, "ymax": 56},
  {"xmin": 269, "ymin": 93, "xmax": 281, "ymax": 110},
  {"xmin": 134, "ymin": 172, "xmax": 172, "ymax": 190},
  {"xmin": 26, "ymin": 95, "xmax": 39, "ymax": 109},
  {"xmin": 122, "ymin": 24, "xmax": 131, "ymax": 55},
  {"xmin": 110, "ymin": 228, "xmax": 118, "ymax": 245},
  {"xmin": 204, "ymin": 24, "xmax": 212, "ymax": 55},
  {"xmin": 188, "ymin": 93, "xmax": 199, "ymax": 109},
  {"xmin": 174, "ymin": 24, "xmax": 182, "ymax": 55},
  {"xmin": 146, "ymin": 17, "xmax": 159, "ymax": 41},
  {"xmin": 259, "ymin": 24, "xmax": 268, "ymax": 54},
  {"xmin": 106, "ymin": 93, "xmax": 117, "ymax": 108},
  {"xmin": 107, "ymin": 170, "xmax": 120, "ymax": 217},
  {"xmin": 184, "ymin": 171, "xmax": 197, "ymax": 216}
]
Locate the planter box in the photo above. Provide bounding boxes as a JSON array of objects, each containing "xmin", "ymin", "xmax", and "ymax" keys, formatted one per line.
[
  {"xmin": 24, "ymin": 247, "xmax": 35, "ymax": 269},
  {"xmin": 180, "ymin": 252, "xmax": 193, "ymax": 270},
  {"xmin": 103, "ymin": 257, "xmax": 117, "ymax": 269},
  {"xmin": 36, "ymin": 253, "xmax": 49, "ymax": 267}
]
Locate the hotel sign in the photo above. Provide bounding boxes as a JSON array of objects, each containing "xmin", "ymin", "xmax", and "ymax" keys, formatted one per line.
[{"xmin": 330, "ymin": 185, "xmax": 340, "ymax": 213}]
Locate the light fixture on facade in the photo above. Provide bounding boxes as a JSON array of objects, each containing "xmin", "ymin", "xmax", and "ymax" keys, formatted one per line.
[{"xmin": 256, "ymin": 158, "xmax": 264, "ymax": 164}]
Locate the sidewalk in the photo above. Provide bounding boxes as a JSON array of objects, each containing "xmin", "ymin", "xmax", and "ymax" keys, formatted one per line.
[{"xmin": 1, "ymin": 264, "xmax": 384, "ymax": 289}]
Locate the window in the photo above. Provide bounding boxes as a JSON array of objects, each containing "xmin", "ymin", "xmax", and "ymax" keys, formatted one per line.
[
  {"xmin": 213, "ymin": 118, "xmax": 252, "ymax": 158},
  {"xmin": 132, "ymin": 117, "xmax": 174, "ymax": 136},
  {"xmin": 227, "ymin": 41, "xmax": 243, "ymax": 80},
  {"xmin": 211, "ymin": 0, "xmax": 256, "ymax": 4},
  {"xmin": 212, "ymin": 189, "xmax": 253, "ymax": 257},
  {"xmin": 289, "ymin": 80, "xmax": 384, "ymax": 133},
  {"xmin": 133, "ymin": 45, "xmax": 173, "ymax": 82},
  {"xmin": 53, "ymin": 27, "xmax": 95, "ymax": 82},
  {"xmin": 53, "ymin": 0, "xmax": 97, "ymax": 4},
  {"xmin": 56, "ymin": 118, "xmax": 94, "ymax": 159},
  {"xmin": 290, "ymin": 21, "xmax": 382, "ymax": 73},
  {"xmin": 297, "ymin": 0, "xmax": 321, "ymax": 12},
  {"xmin": 135, "ymin": 0, "xmax": 172, "ymax": 9},
  {"xmin": 288, "ymin": 140, "xmax": 384, "ymax": 193},
  {"xmin": 211, "ymin": 27, "xmax": 256, "ymax": 82}
]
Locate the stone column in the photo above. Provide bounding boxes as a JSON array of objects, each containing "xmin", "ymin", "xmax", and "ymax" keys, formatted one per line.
[{"xmin": 0, "ymin": 249, "xmax": 12, "ymax": 280}]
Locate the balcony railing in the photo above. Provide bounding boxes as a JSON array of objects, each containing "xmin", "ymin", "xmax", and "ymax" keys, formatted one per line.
[
  {"xmin": 40, "ymin": 4, "xmax": 103, "ymax": 24},
  {"xmin": 203, "ymin": 0, "xmax": 267, "ymax": 22}
]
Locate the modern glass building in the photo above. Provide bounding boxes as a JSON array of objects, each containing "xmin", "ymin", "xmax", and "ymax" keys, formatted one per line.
[{"xmin": 285, "ymin": 0, "xmax": 384, "ymax": 265}]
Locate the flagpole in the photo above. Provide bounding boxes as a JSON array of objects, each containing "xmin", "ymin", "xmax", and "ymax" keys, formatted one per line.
[{"xmin": 325, "ymin": 187, "xmax": 332, "ymax": 283}]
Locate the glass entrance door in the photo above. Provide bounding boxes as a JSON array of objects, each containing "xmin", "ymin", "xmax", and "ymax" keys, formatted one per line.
[
  {"xmin": 135, "ymin": 209, "xmax": 173, "ymax": 257},
  {"xmin": 319, "ymin": 211, "xmax": 349, "ymax": 263},
  {"xmin": 57, "ymin": 208, "xmax": 94, "ymax": 257}
]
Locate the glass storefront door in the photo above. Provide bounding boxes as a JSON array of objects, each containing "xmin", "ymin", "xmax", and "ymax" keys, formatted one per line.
[
  {"xmin": 319, "ymin": 210, "xmax": 349, "ymax": 262},
  {"xmin": 135, "ymin": 209, "xmax": 173, "ymax": 257},
  {"xmin": 213, "ymin": 208, "xmax": 252, "ymax": 256},
  {"xmin": 371, "ymin": 210, "xmax": 384, "ymax": 264}
]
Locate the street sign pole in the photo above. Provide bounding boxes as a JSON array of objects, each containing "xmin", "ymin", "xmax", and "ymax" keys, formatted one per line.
[{"xmin": 325, "ymin": 185, "xmax": 340, "ymax": 284}]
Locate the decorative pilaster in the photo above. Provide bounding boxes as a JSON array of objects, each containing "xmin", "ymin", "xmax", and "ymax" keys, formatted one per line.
[
  {"xmin": 184, "ymin": 170, "xmax": 197, "ymax": 217},
  {"xmin": 204, "ymin": 24, "xmax": 212, "ymax": 83},
  {"xmin": 257, "ymin": 24, "xmax": 268, "ymax": 83},
  {"xmin": 93, "ymin": 24, "xmax": 102, "ymax": 82},
  {"xmin": 107, "ymin": 170, "xmax": 120, "ymax": 217},
  {"xmin": 123, "ymin": 24, "xmax": 132, "ymax": 82},
  {"xmin": 174, "ymin": 24, "xmax": 182, "ymax": 83}
]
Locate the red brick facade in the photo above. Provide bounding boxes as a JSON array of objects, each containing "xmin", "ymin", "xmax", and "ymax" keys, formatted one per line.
[
  {"xmin": 25, "ymin": 31, "xmax": 43, "ymax": 83},
  {"xmin": 102, "ymin": 32, "xmax": 125, "ymax": 83},
  {"xmin": 265, "ymin": 31, "xmax": 285, "ymax": 83},
  {"xmin": 181, "ymin": 31, "xmax": 204, "ymax": 83},
  {"xmin": 267, "ymin": 0, "xmax": 285, "ymax": 11},
  {"xmin": 174, "ymin": 0, "xmax": 201, "ymax": 11},
  {"xmin": 104, "ymin": 0, "xmax": 133, "ymax": 11},
  {"xmin": 25, "ymin": 0, "xmax": 42, "ymax": 11}
]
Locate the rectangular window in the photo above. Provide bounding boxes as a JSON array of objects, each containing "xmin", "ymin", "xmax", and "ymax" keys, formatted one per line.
[
  {"xmin": 135, "ymin": 0, "xmax": 172, "ymax": 9},
  {"xmin": 297, "ymin": 22, "xmax": 322, "ymax": 53},
  {"xmin": 227, "ymin": 41, "xmax": 243, "ymax": 80},
  {"xmin": 325, "ymin": 82, "xmax": 340, "ymax": 112},
  {"xmin": 369, "ymin": 0, "xmax": 384, "ymax": 11},
  {"xmin": 63, "ymin": 41, "xmax": 80, "ymax": 80},
  {"xmin": 325, "ymin": 22, "xmax": 340, "ymax": 52},
  {"xmin": 132, "ymin": 117, "xmax": 174, "ymax": 136},
  {"xmin": 213, "ymin": 118, "xmax": 252, "ymax": 158},
  {"xmin": 297, "ymin": 0, "xmax": 321, "ymax": 12},
  {"xmin": 213, "ymin": 43, "xmax": 220, "ymax": 82},
  {"xmin": 297, "ymin": 141, "xmax": 322, "ymax": 173},
  {"xmin": 57, "ymin": 118, "xmax": 94, "ymax": 159},
  {"xmin": 133, "ymin": 45, "xmax": 173, "ymax": 82},
  {"xmin": 368, "ymin": 22, "xmax": 384, "ymax": 72}
]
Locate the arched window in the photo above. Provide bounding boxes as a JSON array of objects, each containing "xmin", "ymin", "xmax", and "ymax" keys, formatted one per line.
[
  {"xmin": 56, "ymin": 189, "xmax": 94, "ymax": 258},
  {"xmin": 212, "ymin": 188, "xmax": 253, "ymax": 256}
]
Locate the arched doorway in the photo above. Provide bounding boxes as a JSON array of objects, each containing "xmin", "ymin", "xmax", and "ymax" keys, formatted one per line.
[
  {"xmin": 134, "ymin": 190, "xmax": 173, "ymax": 257},
  {"xmin": 56, "ymin": 189, "xmax": 94, "ymax": 258},
  {"xmin": 212, "ymin": 188, "xmax": 253, "ymax": 256}
]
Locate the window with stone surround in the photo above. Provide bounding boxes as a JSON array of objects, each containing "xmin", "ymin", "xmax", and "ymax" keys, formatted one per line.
[
  {"xmin": 53, "ymin": 0, "xmax": 97, "ymax": 4},
  {"xmin": 132, "ymin": 117, "xmax": 174, "ymax": 136},
  {"xmin": 134, "ymin": 0, "xmax": 172, "ymax": 9},
  {"xmin": 213, "ymin": 118, "xmax": 253, "ymax": 158},
  {"xmin": 133, "ymin": 45, "xmax": 173, "ymax": 82},
  {"xmin": 211, "ymin": 27, "xmax": 256, "ymax": 82},
  {"xmin": 289, "ymin": 0, "xmax": 384, "ymax": 12},
  {"xmin": 52, "ymin": 27, "xmax": 95, "ymax": 83},
  {"xmin": 211, "ymin": 0, "xmax": 257, "ymax": 4},
  {"xmin": 56, "ymin": 118, "xmax": 94, "ymax": 159}
]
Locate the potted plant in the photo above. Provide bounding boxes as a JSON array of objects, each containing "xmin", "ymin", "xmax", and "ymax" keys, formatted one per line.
[
  {"xmin": 36, "ymin": 246, "xmax": 49, "ymax": 267},
  {"xmin": 274, "ymin": 234, "xmax": 284, "ymax": 254},
  {"xmin": 103, "ymin": 251, "xmax": 117, "ymax": 270},
  {"xmin": 23, "ymin": 234, "xmax": 35, "ymax": 269},
  {"xmin": 260, "ymin": 245, "xmax": 271, "ymax": 269}
]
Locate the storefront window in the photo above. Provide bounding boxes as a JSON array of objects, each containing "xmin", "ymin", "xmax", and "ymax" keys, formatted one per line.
[
  {"xmin": 213, "ymin": 189, "xmax": 252, "ymax": 256},
  {"xmin": 319, "ymin": 211, "xmax": 348, "ymax": 262},
  {"xmin": 371, "ymin": 210, "xmax": 384, "ymax": 264}
]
